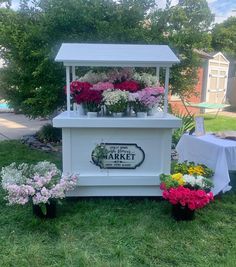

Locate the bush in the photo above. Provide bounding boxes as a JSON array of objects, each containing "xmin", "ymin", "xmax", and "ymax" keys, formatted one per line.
[
  {"xmin": 172, "ymin": 112, "xmax": 195, "ymax": 146},
  {"xmin": 36, "ymin": 124, "xmax": 62, "ymax": 143}
]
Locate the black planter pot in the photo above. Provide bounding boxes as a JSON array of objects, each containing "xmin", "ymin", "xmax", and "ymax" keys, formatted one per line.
[
  {"xmin": 171, "ymin": 204, "xmax": 195, "ymax": 221},
  {"xmin": 33, "ymin": 201, "xmax": 57, "ymax": 219}
]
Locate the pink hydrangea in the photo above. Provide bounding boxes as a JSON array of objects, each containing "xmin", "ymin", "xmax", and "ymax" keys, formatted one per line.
[{"xmin": 92, "ymin": 82, "xmax": 114, "ymax": 91}]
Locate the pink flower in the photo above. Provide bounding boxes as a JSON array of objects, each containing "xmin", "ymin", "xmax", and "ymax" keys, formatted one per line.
[
  {"xmin": 161, "ymin": 186, "xmax": 214, "ymax": 211},
  {"xmin": 92, "ymin": 82, "xmax": 114, "ymax": 91}
]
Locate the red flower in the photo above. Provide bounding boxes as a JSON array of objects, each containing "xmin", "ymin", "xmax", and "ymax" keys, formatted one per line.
[
  {"xmin": 114, "ymin": 80, "xmax": 140, "ymax": 92},
  {"xmin": 75, "ymin": 88, "xmax": 102, "ymax": 105},
  {"xmin": 64, "ymin": 81, "xmax": 93, "ymax": 96},
  {"xmin": 161, "ymin": 186, "xmax": 214, "ymax": 211}
]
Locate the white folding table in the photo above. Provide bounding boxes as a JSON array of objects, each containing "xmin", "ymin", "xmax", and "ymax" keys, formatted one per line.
[{"xmin": 176, "ymin": 134, "xmax": 236, "ymax": 195}]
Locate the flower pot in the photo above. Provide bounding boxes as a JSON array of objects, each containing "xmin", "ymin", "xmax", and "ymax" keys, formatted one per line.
[
  {"xmin": 155, "ymin": 111, "xmax": 164, "ymax": 118},
  {"xmin": 33, "ymin": 201, "xmax": 57, "ymax": 219},
  {"xmin": 171, "ymin": 204, "xmax": 195, "ymax": 221},
  {"xmin": 87, "ymin": 112, "xmax": 97, "ymax": 118},
  {"xmin": 112, "ymin": 112, "xmax": 123, "ymax": 117},
  {"xmin": 137, "ymin": 112, "xmax": 147, "ymax": 118}
]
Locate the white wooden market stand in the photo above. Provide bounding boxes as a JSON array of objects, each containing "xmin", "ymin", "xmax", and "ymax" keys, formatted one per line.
[{"xmin": 53, "ymin": 43, "xmax": 181, "ymax": 196}]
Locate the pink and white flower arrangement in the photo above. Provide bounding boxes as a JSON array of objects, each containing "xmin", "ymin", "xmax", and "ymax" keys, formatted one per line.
[
  {"xmin": 1, "ymin": 161, "xmax": 78, "ymax": 214},
  {"xmin": 65, "ymin": 69, "xmax": 166, "ymax": 116}
]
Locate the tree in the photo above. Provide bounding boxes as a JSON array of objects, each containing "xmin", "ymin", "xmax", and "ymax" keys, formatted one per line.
[
  {"xmin": 0, "ymin": 0, "xmax": 155, "ymax": 117},
  {"xmin": 148, "ymin": 0, "xmax": 214, "ymax": 98},
  {"xmin": 0, "ymin": 0, "xmax": 214, "ymax": 117},
  {"xmin": 212, "ymin": 17, "xmax": 236, "ymax": 58}
]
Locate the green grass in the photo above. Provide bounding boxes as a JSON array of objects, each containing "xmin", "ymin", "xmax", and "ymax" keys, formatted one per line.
[
  {"xmin": 204, "ymin": 115, "xmax": 236, "ymax": 132},
  {"xmin": 0, "ymin": 140, "xmax": 236, "ymax": 266}
]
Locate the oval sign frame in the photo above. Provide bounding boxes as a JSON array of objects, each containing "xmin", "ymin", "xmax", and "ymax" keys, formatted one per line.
[{"xmin": 91, "ymin": 143, "xmax": 145, "ymax": 169}]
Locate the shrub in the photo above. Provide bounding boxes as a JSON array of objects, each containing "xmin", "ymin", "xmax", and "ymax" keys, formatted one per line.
[
  {"xmin": 172, "ymin": 112, "xmax": 195, "ymax": 146},
  {"xmin": 36, "ymin": 124, "xmax": 62, "ymax": 143}
]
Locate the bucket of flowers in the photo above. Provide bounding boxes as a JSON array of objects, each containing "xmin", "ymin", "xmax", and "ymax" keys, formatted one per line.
[
  {"xmin": 71, "ymin": 82, "xmax": 103, "ymax": 117},
  {"xmin": 129, "ymin": 87, "xmax": 164, "ymax": 117},
  {"xmin": 0, "ymin": 161, "xmax": 78, "ymax": 219},
  {"xmin": 160, "ymin": 161, "xmax": 214, "ymax": 221}
]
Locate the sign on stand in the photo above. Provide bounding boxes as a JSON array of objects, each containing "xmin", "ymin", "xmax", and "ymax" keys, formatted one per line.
[{"xmin": 91, "ymin": 143, "xmax": 145, "ymax": 169}]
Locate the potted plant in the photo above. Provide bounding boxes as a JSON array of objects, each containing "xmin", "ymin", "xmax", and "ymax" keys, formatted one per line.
[
  {"xmin": 129, "ymin": 87, "xmax": 164, "ymax": 117},
  {"xmin": 0, "ymin": 161, "xmax": 78, "ymax": 218},
  {"xmin": 160, "ymin": 162, "xmax": 214, "ymax": 221},
  {"xmin": 74, "ymin": 86, "xmax": 103, "ymax": 117},
  {"xmin": 102, "ymin": 89, "xmax": 129, "ymax": 117}
]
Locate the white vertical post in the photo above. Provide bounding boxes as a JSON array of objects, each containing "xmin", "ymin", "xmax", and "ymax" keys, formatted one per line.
[
  {"xmin": 164, "ymin": 67, "xmax": 170, "ymax": 115},
  {"xmin": 66, "ymin": 66, "xmax": 71, "ymax": 116},
  {"xmin": 156, "ymin": 66, "xmax": 160, "ymax": 85},
  {"xmin": 72, "ymin": 66, "xmax": 76, "ymax": 81}
]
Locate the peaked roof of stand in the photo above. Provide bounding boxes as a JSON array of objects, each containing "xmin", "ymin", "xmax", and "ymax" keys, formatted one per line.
[{"xmin": 55, "ymin": 43, "xmax": 180, "ymax": 67}]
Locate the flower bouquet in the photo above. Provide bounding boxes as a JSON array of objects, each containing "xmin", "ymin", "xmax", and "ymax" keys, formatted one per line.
[
  {"xmin": 160, "ymin": 162, "xmax": 214, "ymax": 221},
  {"xmin": 66, "ymin": 68, "xmax": 165, "ymax": 117},
  {"xmin": 71, "ymin": 82, "xmax": 103, "ymax": 114},
  {"xmin": 129, "ymin": 87, "xmax": 164, "ymax": 115},
  {"xmin": 102, "ymin": 89, "xmax": 129, "ymax": 115},
  {"xmin": 0, "ymin": 161, "xmax": 78, "ymax": 218}
]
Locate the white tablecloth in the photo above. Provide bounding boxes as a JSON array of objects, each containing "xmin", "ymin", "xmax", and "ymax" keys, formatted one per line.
[{"xmin": 176, "ymin": 134, "xmax": 236, "ymax": 195}]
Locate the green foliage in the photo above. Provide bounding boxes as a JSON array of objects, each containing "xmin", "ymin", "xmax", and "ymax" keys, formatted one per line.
[
  {"xmin": 36, "ymin": 123, "xmax": 62, "ymax": 143},
  {"xmin": 0, "ymin": 140, "xmax": 61, "ymax": 169},
  {"xmin": 0, "ymin": 141, "xmax": 236, "ymax": 266},
  {"xmin": 160, "ymin": 173, "xmax": 179, "ymax": 189},
  {"xmin": 91, "ymin": 143, "xmax": 108, "ymax": 168},
  {"xmin": 212, "ymin": 17, "xmax": 236, "ymax": 58},
  {"xmin": 148, "ymin": 0, "xmax": 214, "ymax": 98},
  {"xmin": 172, "ymin": 112, "xmax": 195, "ymax": 146},
  {"xmin": 0, "ymin": 0, "xmax": 214, "ymax": 117},
  {"xmin": 173, "ymin": 161, "xmax": 214, "ymax": 179}
]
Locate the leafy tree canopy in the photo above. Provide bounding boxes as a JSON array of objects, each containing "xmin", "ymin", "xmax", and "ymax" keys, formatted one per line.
[
  {"xmin": 148, "ymin": 0, "xmax": 214, "ymax": 97},
  {"xmin": 212, "ymin": 16, "xmax": 236, "ymax": 58},
  {"xmin": 0, "ymin": 0, "xmax": 213, "ymax": 117}
]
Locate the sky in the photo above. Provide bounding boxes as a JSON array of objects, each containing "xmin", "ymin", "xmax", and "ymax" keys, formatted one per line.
[{"xmin": 10, "ymin": 0, "xmax": 236, "ymax": 24}]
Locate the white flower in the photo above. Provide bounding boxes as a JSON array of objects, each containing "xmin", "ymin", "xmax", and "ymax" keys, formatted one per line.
[{"xmin": 183, "ymin": 174, "xmax": 207, "ymax": 188}]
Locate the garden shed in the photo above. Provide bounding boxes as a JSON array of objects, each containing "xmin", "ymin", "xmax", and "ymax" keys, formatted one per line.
[
  {"xmin": 53, "ymin": 43, "xmax": 181, "ymax": 196},
  {"xmin": 170, "ymin": 51, "xmax": 230, "ymax": 114}
]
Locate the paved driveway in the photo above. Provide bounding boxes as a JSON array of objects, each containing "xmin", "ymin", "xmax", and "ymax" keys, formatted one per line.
[{"xmin": 0, "ymin": 113, "xmax": 50, "ymax": 141}]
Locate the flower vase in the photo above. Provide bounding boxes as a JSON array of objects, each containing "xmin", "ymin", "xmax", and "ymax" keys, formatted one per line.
[
  {"xmin": 33, "ymin": 201, "xmax": 57, "ymax": 219},
  {"xmin": 137, "ymin": 112, "xmax": 147, "ymax": 118},
  {"xmin": 113, "ymin": 112, "xmax": 123, "ymax": 118},
  {"xmin": 171, "ymin": 204, "xmax": 195, "ymax": 221},
  {"xmin": 87, "ymin": 112, "xmax": 97, "ymax": 118}
]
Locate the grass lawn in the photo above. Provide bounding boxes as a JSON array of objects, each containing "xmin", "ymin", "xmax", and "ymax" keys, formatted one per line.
[
  {"xmin": 0, "ymin": 140, "xmax": 236, "ymax": 266},
  {"xmin": 204, "ymin": 114, "xmax": 236, "ymax": 132}
]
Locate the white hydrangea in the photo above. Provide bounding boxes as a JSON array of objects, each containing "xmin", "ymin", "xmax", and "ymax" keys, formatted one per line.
[
  {"xmin": 80, "ymin": 70, "xmax": 108, "ymax": 84},
  {"xmin": 133, "ymin": 72, "xmax": 159, "ymax": 87},
  {"xmin": 102, "ymin": 89, "xmax": 129, "ymax": 106},
  {"xmin": 1, "ymin": 162, "xmax": 29, "ymax": 188},
  {"xmin": 33, "ymin": 161, "xmax": 61, "ymax": 176}
]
